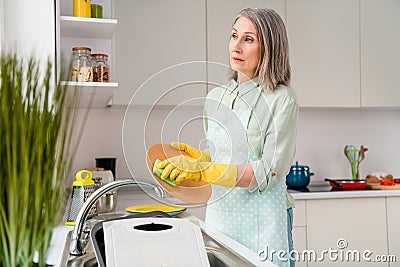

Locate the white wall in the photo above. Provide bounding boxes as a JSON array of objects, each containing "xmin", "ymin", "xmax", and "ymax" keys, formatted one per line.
[
  {"xmin": 2, "ymin": 0, "xmax": 55, "ymax": 59},
  {"xmin": 0, "ymin": 0, "xmax": 3, "ymax": 50},
  {"xmin": 71, "ymin": 106, "xmax": 400, "ymax": 186},
  {"xmin": 72, "ymin": 105, "xmax": 205, "ymax": 184},
  {"xmin": 296, "ymin": 108, "xmax": 400, "ymax": 184}
]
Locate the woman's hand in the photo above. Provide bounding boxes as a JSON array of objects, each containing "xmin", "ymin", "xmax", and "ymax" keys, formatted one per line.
[
  {"xmin": 156, "ymin": 155, "xmax": 237, "ymax": 187},
  {"xmin": 170, "ymin": 142, "xmax": 211, "ymax": 162},
  {"xmin": 156, "ymin": 155, "xmax": 204, "ymax": 184}
]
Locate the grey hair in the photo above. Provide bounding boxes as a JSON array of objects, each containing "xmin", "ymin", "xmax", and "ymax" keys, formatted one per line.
[{"xmin": 228, "ymin": 8, "xmax": 291, "ymax": 91}]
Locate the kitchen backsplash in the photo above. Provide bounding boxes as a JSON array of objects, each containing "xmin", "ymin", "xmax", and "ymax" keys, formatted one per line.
[{"xmin": 71, "ymin": 106, "xmax": 400, "ymax": 186}]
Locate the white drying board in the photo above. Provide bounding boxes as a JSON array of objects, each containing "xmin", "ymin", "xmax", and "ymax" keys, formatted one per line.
[{"xmin": 103, "ymin": 217, "xmax": 210, "ymax": 267}]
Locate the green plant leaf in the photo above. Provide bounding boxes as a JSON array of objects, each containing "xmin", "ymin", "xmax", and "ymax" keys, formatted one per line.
[{"xmin": 0, "ymin": 51, "xmax": 86, "ymax": 266}]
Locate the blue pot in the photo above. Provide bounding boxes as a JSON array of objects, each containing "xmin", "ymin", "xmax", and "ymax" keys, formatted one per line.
[{"xmin": 286, "ymin": 161, "xmax": 314, "ymax": 187}]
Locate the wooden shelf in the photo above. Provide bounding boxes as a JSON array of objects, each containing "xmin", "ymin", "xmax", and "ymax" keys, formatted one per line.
[
  {"xmin": 61, "ymin": 81, "xmax": 118, "ymax": 107},
  {"xmin": 60, "ymin": 16, "xmax": 117, "ymax": 39}
]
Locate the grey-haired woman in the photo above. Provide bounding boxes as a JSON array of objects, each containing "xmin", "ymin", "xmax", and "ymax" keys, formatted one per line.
[{"xmin": 158, "ymin": 8, "xmax": 298, "ymax": 267}]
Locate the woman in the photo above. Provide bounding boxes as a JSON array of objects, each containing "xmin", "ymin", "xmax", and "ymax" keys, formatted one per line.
[{"xmin": 157, "ymin": 8, "xmax": 297, "ymax": 267}]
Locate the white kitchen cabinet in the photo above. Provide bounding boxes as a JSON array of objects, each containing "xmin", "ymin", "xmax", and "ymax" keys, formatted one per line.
[
  {"xmin": 112, "ymin": 0, "xmax": 207, "ymax": 106},
  {"xmin": 293, "ymin": 227, "xmax": 308, "ymax": 267},
  {"xmin": 306, "ymin": 198, "xmax": 388, "ymax": 266},
  {"xmin": 206, "ymin": 0, "xmax": 285, "ymax": 89},
  {"xmin": 360, "ymin": 0, "xmax": 400, "ymax": 107},
  {"xmin": 56, "ymin": 0, "xmax": 118, "ymax": 108},
  {"xmin": 293, "ymin": 200, "xmax": 308, "ymax": 267},
  {"xmin": 293, "ymin": 199, "xmax": 307, "ymax": 227},
  {"xmin": 386, "ymin": 197, "xmax": 400, "ymax": 267},
  {"xmin": 286, "ymin": 0, "xmax": 360, "ymax": 107}
]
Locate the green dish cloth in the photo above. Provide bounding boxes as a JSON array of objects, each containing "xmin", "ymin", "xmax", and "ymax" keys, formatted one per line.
[{"xmin": 153, "ymin": 159, "xmax": 176, "ymax": 187}]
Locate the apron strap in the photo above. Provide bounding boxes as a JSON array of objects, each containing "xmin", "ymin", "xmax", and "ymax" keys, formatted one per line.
[
  {"xmin": 217, "ymin": 81, "xmax": 238, "ymax": 110},
  {"xmin": 246, "ymin": 87, "xmax": 263, "ymax": 129}
]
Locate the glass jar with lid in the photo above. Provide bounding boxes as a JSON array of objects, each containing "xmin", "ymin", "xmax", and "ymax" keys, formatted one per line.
[
  {"xmin": 71, "ymin": 46, "xmax": 93, "ymax": 82},
  {"xmin": 92, "ymin": 53, "xmax": 110, "ymax": 82}
]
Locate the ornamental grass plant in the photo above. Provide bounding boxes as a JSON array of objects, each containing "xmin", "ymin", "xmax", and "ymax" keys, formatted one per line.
[{"xmin": 0, "ymin": 52, "xmax": 85, "ymax": 266}]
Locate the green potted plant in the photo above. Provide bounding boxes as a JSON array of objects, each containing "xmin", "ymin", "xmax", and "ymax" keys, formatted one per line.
[{"xmin": 0, "ymin": 52, "xmax": 85, "ymax": 266}]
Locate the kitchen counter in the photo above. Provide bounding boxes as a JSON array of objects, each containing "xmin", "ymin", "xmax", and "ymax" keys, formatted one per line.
[
  {"xmin": 289, "ymin": 184, "xmax": 400, "ymax": 200},
  {"xmin": 45, "ymin": 187, "xmax": 277, "ymax": 267},
  {"xmin": 46, "ymin": 184, "xmax": 400, "ymax": 266},
  {"xmin": 46, "ymin": 215, "xmax": 276, "ymax": 267}
]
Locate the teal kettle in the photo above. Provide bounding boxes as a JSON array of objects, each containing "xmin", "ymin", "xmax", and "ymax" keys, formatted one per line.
[{"xmin": 286, "ymin": 161, "xmax": 314, "ymax": 187}]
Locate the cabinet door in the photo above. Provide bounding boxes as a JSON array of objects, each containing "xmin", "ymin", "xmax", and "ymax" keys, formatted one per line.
[
  {"xmin": 287, "ymin": 0, "xmax": 360, "ymax": 107},
  {"xmin": 206, "ymin": 0, "xmax": 285, "ymax": 88},
  {"xmin": 306, "ymin": 198, "xmax": 388, "ymax": 267},
  {"xmin": 293, "ymin": 200, "xmax": 307, "ymax": 227},
  {"xmin": 113, "ymin": 0, "xmax": 207, "ymax": 106},
  {"xmin": 293, "ymin": 227, "xmax": 308, "ymax": 267},
  {"xmin": 360, "ymin": 0, "xmax": 400, "ymax": 107},
  {"xmin": 293, "ymin": 200, "xmax": 308, "ymax": 267},
  {"xmin": 386, "ymin": 197, "xmax": 400, "ymax": 267}
]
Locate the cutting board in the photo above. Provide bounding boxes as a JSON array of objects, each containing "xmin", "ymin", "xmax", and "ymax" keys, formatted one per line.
[
  {"xmin": 103, "ymin": 217, "xmax": 210, "ymax": 267},
  {"xmin": 366, "ymin": 183, "xmax": 400, "ymax": 190}
]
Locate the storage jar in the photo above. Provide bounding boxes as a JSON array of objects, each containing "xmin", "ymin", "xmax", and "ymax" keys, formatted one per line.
[
  {"xmin": 73, "ymin": 0, "xmax": 91, "ymax": 18},
  {"xmin": 92, "ymin": 53, "xmax": 110, "ymax": 82},
  {"xmin": 91, "ymin": 4, "xmax": 103, "ymax": 18},
  {"xmin": 71, "ymin": 46, "xmax": 93, "ymax": 82}
]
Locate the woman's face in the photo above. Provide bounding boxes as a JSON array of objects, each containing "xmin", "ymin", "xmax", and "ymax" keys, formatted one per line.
[{"xmin": 229, "ymin": 16, "xmax": 261, "ymax": 82}]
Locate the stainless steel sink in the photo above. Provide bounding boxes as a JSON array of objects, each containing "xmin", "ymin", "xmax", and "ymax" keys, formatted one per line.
[
  {"xmin": 61, "ymin": 180, "xmax": 254, "ymax": 266},
  {"xmin": 201, "ymin": 227, "xmax": 253, "ymax": 267},
  {"xmin": 60, "ymin": 216, "xmax": 254, "ymax": 267}
]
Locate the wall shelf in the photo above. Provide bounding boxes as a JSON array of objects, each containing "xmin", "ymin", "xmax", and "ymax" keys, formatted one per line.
[
  {"xmin": 61, "ymin": 81, "xmax": 118, "ymax": 107},
  {"xmin": 60, "ymin": 16, "xmax": 117, "ymax": 39}
]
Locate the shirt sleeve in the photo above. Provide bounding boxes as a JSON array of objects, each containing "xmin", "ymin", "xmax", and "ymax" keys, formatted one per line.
[{"xmin": 250, "ymin": 90, "xmax": 298, "ymax": 194}]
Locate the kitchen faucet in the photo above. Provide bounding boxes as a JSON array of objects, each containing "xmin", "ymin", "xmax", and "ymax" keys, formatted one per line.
[{"xmin": 69, "ymin": 179, "xmax": 165, "ymax": 256}]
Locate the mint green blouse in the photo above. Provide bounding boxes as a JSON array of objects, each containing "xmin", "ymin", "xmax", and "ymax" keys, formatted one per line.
[{"xmin": 204, "ymin": 77, "xmax": 298, "ymax": 208}]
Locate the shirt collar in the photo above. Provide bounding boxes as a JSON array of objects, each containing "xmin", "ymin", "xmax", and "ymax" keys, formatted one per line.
[{"xmin": 228, "ymin": 77, "xmax": 259, "ymax": 96}]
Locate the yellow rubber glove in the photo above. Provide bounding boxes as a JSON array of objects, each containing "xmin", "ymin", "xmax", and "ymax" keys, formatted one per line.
[
  {"xmin": 155, "ymin": 155, "xmax": 237, "ymax": 188},
  {"xmin": 170, "ymin": 142, "xmax": 211, "ymax": 162}
]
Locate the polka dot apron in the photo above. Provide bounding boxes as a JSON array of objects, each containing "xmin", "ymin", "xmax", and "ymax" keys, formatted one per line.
[{"xmin": 205, "ymin": 85, "xmax": 289, "ymax": 267}]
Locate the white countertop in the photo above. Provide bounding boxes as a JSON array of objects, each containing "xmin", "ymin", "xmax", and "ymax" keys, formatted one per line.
[{"xmin": 290, "ymin": 186, "xmax": 400, "ymax": 200}]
